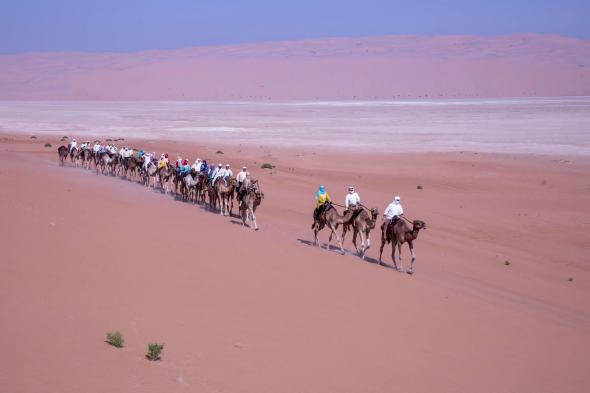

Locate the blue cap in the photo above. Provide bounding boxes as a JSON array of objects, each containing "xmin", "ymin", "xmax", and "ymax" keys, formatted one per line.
[{"xmin": 319, "ymin": 185, "xmax": 325, "ymax": 193}]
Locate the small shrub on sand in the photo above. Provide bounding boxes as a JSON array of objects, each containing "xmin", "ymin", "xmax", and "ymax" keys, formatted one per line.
[
  {"xmin": 504, "ymin": 260, "xmax": 511, "ymax": 266},
  {"xmin": 62, "ymin": 135, "xmax": 68, "ymax": 139},
  {"xmin": 44, "ymin": 143, "xmax": 52, "ymax": 147},
  {"xmin": 417, "ymin": 185, "xmax": 423, "ymax": 190},
  {"xmin": 106, "ymin": 331, "xmax": 124, "ymax": 348},
  {"xmin": 30, "ymin": 135, "xmax": 37, "ymax": 139},
  {"xmin": 216, "ymin": 150, "xmax": 224, "ymax": 154},
  {"xmin": 106, "ymin": 138, "xmax": 112, "ymax": 142},
  {"xmin": 146, "ymin": 343, "xmax": 164, "ymax": 361},
  {"xmin": 568, "ymin": 277, "xmax": 574, "ymax": 282},
  {"xmin": 261, "ymin": 163, "xmax": 274, "ymax": 169}
]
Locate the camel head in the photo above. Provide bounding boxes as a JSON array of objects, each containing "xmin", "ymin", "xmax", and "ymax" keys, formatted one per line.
[
  {"xmin": 370, "ymin": 208, "xmax": 379, "ymax": 221},
  {"xmin": 413, "ymin": 220, "xmax": 427, "ymax": 231}
]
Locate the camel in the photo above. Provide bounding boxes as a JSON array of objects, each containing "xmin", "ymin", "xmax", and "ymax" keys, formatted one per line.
[
  {"xmin": 215, "ymin": 176, "xmax": 237, "ymax": 216},
  {"xmin": 143, "ymin": 162, "xmax": 158, "ymax": 188},
  {"xmin": 311, "ymin": 203, "xmax": 355, "ymax": 254},
  {"xmin": 68, "ymin": 147, "xmax": 79, "ymax": 165},
  {"xmin": 79, "ymin": 149, "xmax": 92, "ymax": 170},
  {"xmin": 342, "ymin": 206, "xmax": 379, "ymax": 259},
  {"xmin": 239, "ymin": 177, "xmax": 263, "ymax": 230},
  {"xmin": 57, "ymin": 146, "xmax": 68, "ymax": 166},
  {"xmin": 180, "ymin": 172, "xmax": 199, "ymax": 201},
  {"xmin": 98, "ymin": 153, "xmax": 117, "ymax": 176},
  {"xmin": 157, "ymin": 163, "xmax": 174, "ymax": 194},
  {"xmin": 379, "ymin": 219, "xmax": 427, "ymax": 274},
  {"xmin": 125, "ymin": 156, "xmax": 140, "ymax": 180}
]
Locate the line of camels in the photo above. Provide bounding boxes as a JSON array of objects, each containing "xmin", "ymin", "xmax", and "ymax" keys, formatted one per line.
[
  {"xmin": 58, "ymin": 144, "xmax": 427, "ymax": 274},
  {"xmin": 57, "ymin": 145, "xmax": 263, "ymax": 230}
]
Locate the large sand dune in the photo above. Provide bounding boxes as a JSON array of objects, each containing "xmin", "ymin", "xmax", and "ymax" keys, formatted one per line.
[{"xmin": 1, "ymin": 34, "xmax": 590, "ymax": 100}]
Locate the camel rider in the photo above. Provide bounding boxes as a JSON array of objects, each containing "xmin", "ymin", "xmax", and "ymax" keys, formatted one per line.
[
  {"xmin": 200, "ymin": 160, "xmax": 209, "ymax": 174},
  {"xmin": 236, "ymin": 166, "xmax": 248, "ymax": 189},
  {"xmin": 158, "ymin": 154, "xmax": 167, "ymax": 169},
  {"xmin": 138, "ymin": 149, "xmax": 144, "ymax": 159},
  {"xmin": 313, "ymin": 185, "xmax": 332, "ymax": 221},
  {"xmin": 383, "ymin": 196, "xmax": 404, "ymax": 225},
  {"xmin": 143, "ymin": 152, "xmax": 152, "ymax": 171},
  {"xmin": 93, "ymin": 142, "xmax": 100, "ymax": 154},
  {"xmin": 179, "ymin": 159, "xmax": 191, "ymax": 176},
  {"xmin": 80, "ymin": 141, "xmax": 89, "ymax": 150},
  {"xmin": 223, "ymin": 164, "xmax": 233, "ymax": 185},
  {"xmin": 212, "ymin": 163, "xmax": 224, "ymax": 185},
  {"xmin": 345, "ymin": 186, "xmax": 361, "ymax": 210},
  {"xmin": 69, "ymin": 138, "xmax": 77, "ymax": 153},
  {"xmin": 192, "ymin": 159, "xmax": 201, "ymax": 172},
  {"xmin": 208, "ymin": 162, "xmax": 217, "ymax": 180}
]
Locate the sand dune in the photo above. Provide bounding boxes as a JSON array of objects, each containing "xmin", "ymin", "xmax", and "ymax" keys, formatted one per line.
[
  {"xmin": 1, "ymin": 34, "xmax": 589, "ymax": 100},
  {"xmin": 1, "ymin": 134, "xmax": 589, "ymax": 392}
]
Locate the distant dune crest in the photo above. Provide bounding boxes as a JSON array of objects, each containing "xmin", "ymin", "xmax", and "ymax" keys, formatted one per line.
[{"xmin": 1, "ymin": 34, "xmax": 589, "ymax": 100}]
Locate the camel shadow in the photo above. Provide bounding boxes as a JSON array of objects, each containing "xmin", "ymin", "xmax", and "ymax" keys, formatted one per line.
[{"xmin": 296, "ymin": 238, "xmax": 396, "ymax": 269}]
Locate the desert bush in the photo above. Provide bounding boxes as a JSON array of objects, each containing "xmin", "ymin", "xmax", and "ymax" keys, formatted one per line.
[
  {"xmin": 568, "ymin": 277, "xmax": 574, "ymax": 282},
  {"xmin": 261, "ymin": 163, "xmax": 274, "ymax": 169},
  {"xmin": 504, "ymin": 260, "xmax": 511, "ymax": 266},
  {"xmin": 30, "ymin": 135, "xmax": 37, "ymax": 139},
  {"xmin": 146, "ymin": 342, "xmax": 164, "ymax": 361},
  {"xmin": 44, "ymin": 143, "xmax": 52, "ymax": 147},
  {"xmin": 106, "ymin": 331, "xmax": 124, "ymax": 348},
  {"xmin": 417, "ymin": 185, "xmax": 423, "ymax": 190},
  {"xmin": 216, "ymin": 150, "xmax": 224, "ymax": 154}
]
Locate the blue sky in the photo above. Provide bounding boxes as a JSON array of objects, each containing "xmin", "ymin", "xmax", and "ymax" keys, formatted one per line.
[{"xmin": 1, "ymin": 0, "xmax": 589, "ymax": 54}]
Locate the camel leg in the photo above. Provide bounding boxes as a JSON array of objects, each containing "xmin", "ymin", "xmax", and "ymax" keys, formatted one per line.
[
  {"xmin": 359, "ymin": 231, "xmax": 366, "ymax": 259},
  {"xmin": 250, "ymin": 207, "xmax": 258, "ymax": 230},
  {"xmin": 407, "ymin": 241, "xmax": 415, "ymax": 275},
  {"xmin": 379, "ymin": 230, "xmax": 386, "ymax": 265},
  {"xmin": 391, "ymin": 241, "xmax": 398, "ymax": 271},
  {"xmin": 352, "ymin": 230, "xmax": 359, "ymax": 253},
  {"xmin": 329, "ymin": 224, "xmax": 345, "ymax": 254},
  {"xmin": 397, "ymin": 242, "xmax": 404, "ymax": 272},
  {"xmin": 365, "ymin": 230, "xmax": 371, "ymax": 251}
]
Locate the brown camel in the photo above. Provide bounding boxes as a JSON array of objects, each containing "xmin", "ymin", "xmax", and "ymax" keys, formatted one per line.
[
  {"xmin": 312, "ymin": 203, "xmax": 355, "ymax": 254},
  {"xmin": 180, "ymin": 172, "xmax": 198, "ymax": 201},
  {"xmin": 79, "ymin": 149, "xmax": 92, "ymax": 170},
  {"xmin": 342, "ymin": 206, "xmax": 379, "ymax": 259},
  {"xmin": 57, "ymin": 146, "xmax": 68, "ymax": 166},
  {"xmin": 215, "ymin": 176, "xmax": 237, "ymax": 216},
  {"xmin": 239, "ymin": 177, "xmax": 263, "ymax": 230},
  {"xmin": 157, "ymin": 163, "xmax": 174, "ymax": 194},
  {"xmin": 98, "ymin": 153, "xmax": 117, "ymax": 175},
  {"xmin": 379, "ymin": 219, "xmax": 427, "ymax": 274},
  {"xmin": 144, "ymin": 162, "xmax": 158, "ymax": 188},
  {"xmin": 68, "ymin": 147, "xmax": 79, "ymax": 164}
]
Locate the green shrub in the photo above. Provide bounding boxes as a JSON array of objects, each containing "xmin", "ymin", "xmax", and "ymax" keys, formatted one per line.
[
  {"xmin": 44, "ymin": 143, "xmax": 52, "ymax": 147},
  {"xmin": 216, "ymin": 150, "xmax": 224, "ymax": 154},
  {"xmin": 417, "ymin": 185, "xmax": 423, "ymax": 190},
  {"xmin": 146, "ymin": 342, "xmax": 164, "ymax": 361},
  {"xmin": 106, "ymin": 331, "xmax": 124, "ymax": 348},
  {"xmin": 261, "ymin": 163, "xmax": 274, "ymax": 169}
]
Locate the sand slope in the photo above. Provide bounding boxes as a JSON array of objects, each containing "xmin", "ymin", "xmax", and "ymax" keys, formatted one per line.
[
  {"xmin": 1, "ymin": 34, "xmax": 590, "ymax": 100},
  {"xmin": 1, "ymin": 135, "xmax": 589, "ymax": 392}
]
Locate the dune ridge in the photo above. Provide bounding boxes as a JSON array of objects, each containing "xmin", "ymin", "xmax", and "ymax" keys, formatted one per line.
[{"xmin": 1, "ymin": 34, "xmax": 589, "ymax": 100}]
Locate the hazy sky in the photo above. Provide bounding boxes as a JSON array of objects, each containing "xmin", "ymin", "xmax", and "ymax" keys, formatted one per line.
[{"xmin": 2, "ymin": 0, "xmax": 589, "ymax": 54}]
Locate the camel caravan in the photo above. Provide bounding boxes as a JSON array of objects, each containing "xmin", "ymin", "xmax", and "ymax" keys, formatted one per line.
[
  {"xmin": 58, "ymin": 139, "xmax": 426, "ymax": 273},
  {"xmin": 58, "ymin": 139, "xmax": 264, "ymax": 230},
  {"xmin": 311, "ymin": 187, "xmax": 427, "ymax": 274}
]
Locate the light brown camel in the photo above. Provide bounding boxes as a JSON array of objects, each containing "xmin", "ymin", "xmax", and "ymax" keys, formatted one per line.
[
  {"xmin": 157, "ymin": 163, "xmax": 174, "ymax": 194},
  {"xmin": 79, "ymin": 149, "xmax": 92, "ymax": 170},
  {"xmin": 312, "ymin": 203, "xmax": 355, "ymax": 254},
  {"xmin": 342, "ymin": 206, "xmax": 379, "ymax": 259},
  {"xmin": 379, "ymin": 219, "xmax": 427, "ymax": 274},
  {"xmin": 215, "ymin": 176, "xmax": 237, "ymax": 216},
  {"xmin": 144, "ymin": 161, "xmax": 158, "ymax": 187},
  {"xmin": 239, "ymin": 177, "xmax": 263, "ymax": 230}
]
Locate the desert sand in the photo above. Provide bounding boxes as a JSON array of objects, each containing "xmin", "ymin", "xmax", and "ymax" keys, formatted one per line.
[
  {"xmin": 1, "ymin": 34, "xmax": 589, "ymax": 100},
  {"xmin": 1, "ymin": 130, "xmax": 589, "ymax": 392}
]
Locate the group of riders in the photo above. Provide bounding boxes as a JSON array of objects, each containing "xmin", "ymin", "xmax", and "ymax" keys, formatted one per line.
[
  {"xmin": 314, "ymin": 185, "xmax": 405, "ymax": 229},
  {"xmin": 65, "ymin": 138, "xmax": 262, "ymax": 226}
]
